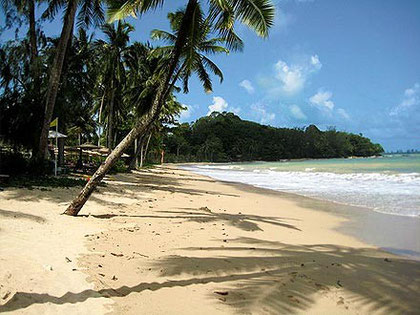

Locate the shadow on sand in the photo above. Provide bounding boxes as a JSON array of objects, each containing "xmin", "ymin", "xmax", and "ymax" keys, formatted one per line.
[
  {"xmin": 0, "ymin": 209, "xmax": 45, "ymax": 223},
  {"xmin": 1, "ymin": 238, "xmax": 419, "ymax": 314},
  {"xmin": 86, "ymin": 206, "xmax": 301, "ymax": 232},
  {"xmin": 1, "ymin": 168, "xmax": 238, "ymax": 205}
]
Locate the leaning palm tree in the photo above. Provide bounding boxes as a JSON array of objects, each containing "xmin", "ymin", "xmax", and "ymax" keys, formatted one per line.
[
  {"xmin": 94, "ymin": 21, "xmax": 133, "ymax": 149},
  {"xmin": 36, "ymin": 0, "xmax": 104, "ymax": 160},
  {"xmin": 64, "ymin": 0, "xmax": 275, "ymax": 216}
]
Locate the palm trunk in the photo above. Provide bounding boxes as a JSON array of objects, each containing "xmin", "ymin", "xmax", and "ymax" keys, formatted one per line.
[
  {"xmin": 36, "ymin": 0, "xmax": 77, "ymax": 159},
  {"xmin": 107, "ymin": 82, "xmax": 116, "ymax": 149},
  {"xmin": 140, "ymin": 143, "xmax": 144, "ymax": 168},
  {"xmin": 141, "ymin": 132, "xmax": 152, "ymax": 167},
  {"xmin": 64, "ymin": 111, "xmax": 158, "ymax": 215},
  {"xmin": 129, "ymin": 135, "xmax": 143, "ymax": 170},
  {"xmin": 132, "ymin": 138, "xmax": 138, "ymax": 169},
  {"xmin": 97, "ymin": 92, "xmax": 106, "ymax": 146},
  {"xmin": 28, "ymin": 0, "xmax": 37, "ymax": 62},
  {"xmin": 64, "ymin": 0, "xmax": 198, "ymax": 216}
]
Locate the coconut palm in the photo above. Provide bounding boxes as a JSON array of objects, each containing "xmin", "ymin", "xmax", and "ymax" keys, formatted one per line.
[
  {"xmin": 64, "ymin": 0, "xmax": 275, "ymax": 216},
  {"xmin": 94, "ymin": 21, "xmax": 133, "ymax": 149},
  {"xmin": 36, "ymin": 0, "xmax": 104, "ymax": 160},
  {"xmin": 150, "ymin": 8, "xmax": 228, "ymax": 93}
]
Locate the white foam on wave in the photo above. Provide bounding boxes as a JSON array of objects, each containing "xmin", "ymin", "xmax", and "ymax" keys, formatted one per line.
[{"xmin": 182, "ymin": 165, "xmax": 420, "ymax": 217}]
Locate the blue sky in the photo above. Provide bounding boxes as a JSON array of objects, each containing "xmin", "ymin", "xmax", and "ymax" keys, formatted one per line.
[{"xmin": 1, "ymin": 0, "xmax": 419, "ymax": 151}]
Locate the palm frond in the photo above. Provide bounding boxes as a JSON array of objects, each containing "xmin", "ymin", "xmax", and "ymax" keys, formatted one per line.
[
  {"xmin": 150, "ymin": 29, "xmax": 176, "ymax": 43},
  {"xmin": 200, "ymin": 44, "xmax": 229, "ymax": 55},
  {"xmin": 77, "ymin": 0, "xmax": 105, "ymax": 29},
  {"xmin": 232, "ymin": 0, "xmax": 275, "ymax": 37},
  {"xmin": 201, "ymin": 55, "xmax": 224, "ymax": 83},
  {"xmin": 41, "ymin": 0, "xmax": 65, "ymax": 21},
  {"xmin": 195, "ymin": 57, "xmax": 212, "ymax": 93},
  {"xmin": 106, "ymin": 0, "xmax": 164, "ymax": 22}
]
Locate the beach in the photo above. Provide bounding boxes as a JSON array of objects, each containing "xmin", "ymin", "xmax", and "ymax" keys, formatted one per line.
[{"xmin": 1, "ymin": 166, "xmax": 419, "ymax": 314}]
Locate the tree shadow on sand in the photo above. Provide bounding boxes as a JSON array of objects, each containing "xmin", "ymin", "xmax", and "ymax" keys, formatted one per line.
[
  {"xmin": 1, "ymin": 238, "xmax": 419, "ymax": 314},
  {"xmin": 1, "ymin": 169, "xmax": 237, "ymax": 205},
  {"xmin": 0, "ymin": 209, "xmax": 46, "ymax": 223},
  {"xmin": 89, "ymin": 206, "xmax": 301, "ymax": 232},
  {"xmin": 107, "ymin": 172, "xmax": 239, "ymax": 197}
]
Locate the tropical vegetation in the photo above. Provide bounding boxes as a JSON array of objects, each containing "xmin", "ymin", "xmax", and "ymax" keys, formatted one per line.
[
  {"xmin": 164, "ymin": 112, "xmax": 384, "ymax": 163},
  {"xmin": 0, "ymin": 1, "xmax": 383, "ymax": 216},
  {"xmin": 0, "ymin": 0, "xmax": 276, "ymax": 216}
]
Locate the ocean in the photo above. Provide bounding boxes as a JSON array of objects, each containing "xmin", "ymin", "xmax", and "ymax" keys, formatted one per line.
[{"xmin": 182, "ymin": 154, "xmax": 420, "ymax": 218}]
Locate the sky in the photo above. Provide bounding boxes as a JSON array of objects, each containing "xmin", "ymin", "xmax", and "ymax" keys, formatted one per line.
[{"xmin": 1, "ymin": 0, "xmax": 419, "ymax": 151}]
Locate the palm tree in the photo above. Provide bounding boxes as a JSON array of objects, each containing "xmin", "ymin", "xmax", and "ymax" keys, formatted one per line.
[
  {"xmin": 64, "ymin": 0, "xmax": 275, "ymax": 216},
  {"xmin": 94, "ymin": 21, "xmax": 133, "ymax": 149},
  {"xmin": 124, "ymin": 42, "xmax": 162, "ymax": 168},
  {"xmin": 36, "ymin": 0, "xmax": 104, "ymax": 160},
  {"xmin": 134, "ymin": 94, "xmax": 185, "ymax": 168},
  {"xmin": 57, "ymin": 29, "xmax": 98, "ymax": 146},
  {"xmin": 150, "ymin": 9, "xmax": 228, "ymax": 93}
]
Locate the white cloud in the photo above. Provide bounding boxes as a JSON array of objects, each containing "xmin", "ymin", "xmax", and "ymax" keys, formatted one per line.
[
  {"xmin": 251, "ymin": 103, "xmax": 275, "ymax": 124},
  {"xmin": 311, "ymin": 55, "xmax": 321, "ymax": 68},
  {"xmin": 179, "ymin": 104, "xmax": 193, "ymax": 121},
  {"xmin": 289, "ymin": 104, "xmax": 307, "ymax": 120},
  {"xmin": 309, "ymin": 89, "xmax": 334, "ymax": 111},
  {"xmin": 390, "ymin": 83, "xmax": 420, "ymax": 116},
  {"xmin": 207, "ymin": 96, "xmax": 228, "ymax": 115},
  {"xmin": 274, "ymin": 61, "xmax": 304, "ymax": 94},
  {"xmin": 273, "ymin": 55, "xmax": 322, "ymax": 95},
  {"xmin": 230, "ymin": 106, "xmax": 241, "ymax": 114},
  {"xmin": 239, "ymin": 79, "xmax": 255, "ymax": 94},
  {"xmin": 337, "ymin": 108, "xmax": 350, "ymax": 120},
  {"xmin": 207, "ymin": 96, "xmax": 240, "ymax": 115}
]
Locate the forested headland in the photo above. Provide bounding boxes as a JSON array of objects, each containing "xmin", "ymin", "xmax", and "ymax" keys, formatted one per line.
[{"xmin": 164, "ymin": 112, "xmax": 384, "ymax": 162}]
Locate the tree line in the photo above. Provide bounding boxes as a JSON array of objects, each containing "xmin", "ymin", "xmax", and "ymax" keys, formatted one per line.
[
  {"xmin": 164, "ymin": 112, "xmax": 384, "ymax": 162},
  {"xmin": 0, "ymin": 0, "xmax": 276, "ymax": 215}
]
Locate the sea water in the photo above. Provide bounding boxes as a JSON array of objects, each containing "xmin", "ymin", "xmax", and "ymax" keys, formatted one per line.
[{"xmin": 182, "ymin": 154, "xmax": 420, "ymax": 218}]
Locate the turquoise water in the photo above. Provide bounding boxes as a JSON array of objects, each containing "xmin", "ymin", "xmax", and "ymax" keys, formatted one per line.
[
  {"xmin": 225, "ymin": 154, "xmax": 420, "ymax": 174},
  {"xmin": 183, "ymin": 154, "xmax": 420, "ymax": 217}
]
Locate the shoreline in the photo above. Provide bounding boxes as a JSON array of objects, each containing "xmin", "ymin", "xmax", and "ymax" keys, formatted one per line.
[
  {"xmin": 1, "ymin": 166, "xmax": 419, "ymax": 314},
  {"xmin": 180, "ymin": 168, "xmax": 420, "ymax": 260}
]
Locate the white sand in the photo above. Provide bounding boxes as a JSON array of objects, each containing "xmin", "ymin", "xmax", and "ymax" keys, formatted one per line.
[{"xmin": 1, "ymin": 166, "xmax": 419, "ymax": 314}]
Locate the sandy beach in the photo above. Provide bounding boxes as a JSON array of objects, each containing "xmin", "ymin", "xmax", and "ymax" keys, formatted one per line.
[{"xmin": 1, "ymin": 166, "xmax": 419, "ymax": 314}]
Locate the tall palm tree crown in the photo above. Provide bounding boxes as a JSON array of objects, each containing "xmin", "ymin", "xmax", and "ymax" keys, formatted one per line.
[
  {"xmin": 151, "ymin": 6, "xmax": 228, "ymax": 93},
  {"xmin": 94, "ymin": 21, "xmax": 133, "ymax": 148}
]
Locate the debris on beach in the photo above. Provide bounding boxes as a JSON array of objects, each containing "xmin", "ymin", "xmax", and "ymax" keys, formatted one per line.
[
  {"xmin": 43, "ymin": 264, "xmax": 53, "ymax": 271},
  {"xmin": 199, "ymin": 206, "xmax": 212, "ymax": 212},
  {"xmin": 214, "ymin": 291, "xmax": 229, "ymax": 296}
]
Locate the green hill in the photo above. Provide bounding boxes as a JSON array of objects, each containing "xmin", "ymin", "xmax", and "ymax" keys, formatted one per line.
[{"xmin": 164, "ymin": 112, "xmax": 384, "ymax": 162}]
